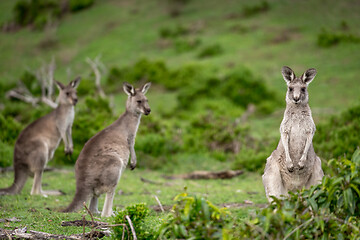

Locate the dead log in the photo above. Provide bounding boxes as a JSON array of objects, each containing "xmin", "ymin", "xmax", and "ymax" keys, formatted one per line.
[{"xmin": 164, "ymin": 170, "xmax": 244, "ymax": 180}]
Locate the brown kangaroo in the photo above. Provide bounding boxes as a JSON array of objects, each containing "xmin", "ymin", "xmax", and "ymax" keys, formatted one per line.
[
  {"xmin": 0, "ymin": 77, "xmax": 81, "ymax": 196},
  {"xmin": 63, "ymin": 82, "xmax": 151, "ymax": 217},
  {"xmin": 262, "ymin": 66, "xmax": 323, "ymax": 201}
]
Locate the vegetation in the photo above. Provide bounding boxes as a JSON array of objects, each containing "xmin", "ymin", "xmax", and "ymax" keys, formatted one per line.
[{"xmin": 0, "ymin": 0, "xmax": 359, "ymax": 238}]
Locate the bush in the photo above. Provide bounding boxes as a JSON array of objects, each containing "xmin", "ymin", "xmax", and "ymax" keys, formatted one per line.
[
  {"xmin": 235, "ymin": 149, "xmax": 360, "ymax": 239},
  {"xmin": 314, "ymin": 104, "xmax": 360, "ymax": 160},
  {"xmin": 159, "ymin": 25, "xmax": 189, "ymax": 39},
  {"xmin": 197, "ymin": 44, "xmax": 224, "ymax": 58},
  {"xmin": 174, "ymin": 38, "xmax": 202, "ymax": 53},
  {"xmin": 13, "ymin": 0, "xmax": 62, "ymax": 29},
  {"xmin": 157, "ymin": 191, "xmax": 231, "ymax": 239},
  {"xmin": 241, "ymin": 1, "xmax": 270, "ymax": 18},
  {"xmin": 113, "ymin": 203, "xmax": 159, "ymax": 240},
  {"xmin": 69, "ymin": 0, "xmax": 94, "ymax": 12},
  {"xmin": 177, "ymin": 67, "xmax": 280, "ymax": 113},
  {"xmin": 317, "ymin": 29, "xmax": 360, "ymax": 47}
]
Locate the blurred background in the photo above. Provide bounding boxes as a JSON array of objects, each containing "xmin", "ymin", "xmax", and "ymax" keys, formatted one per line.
[{"xmin": 0, "ymin": 0, "xmax": 359, "ymax": 173}]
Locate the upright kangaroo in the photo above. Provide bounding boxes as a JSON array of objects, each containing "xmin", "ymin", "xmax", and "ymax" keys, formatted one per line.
[
  {"xmin": 0, "ymin": 77, "xmax": 81, "ymax": 196},
  {"xmin": 262, "ymin": 66, "xmax": 324, "ymax": 202},
  {"xmin": 63, "ymin": 82, "xmax": 151, "ymax": 217}
]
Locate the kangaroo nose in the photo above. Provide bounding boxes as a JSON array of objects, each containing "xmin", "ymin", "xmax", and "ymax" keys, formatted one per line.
[
  {"xmin": 294, "ymin": 97, "xmax": 300, "ymax": 103},
  {"xmin": 73, "ymin": 98, "xmax": 78, "ymax": 105},
  {"xmin": 145, "ymin": 109, "xmax": 151, "ymax": 115}
]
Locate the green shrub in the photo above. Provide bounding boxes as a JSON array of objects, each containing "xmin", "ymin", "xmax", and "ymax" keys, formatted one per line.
[
  {"xmin": 69, "ymin": 0, "xmax": 94, "ymax": 12},
  {"xmin": 159, "ymin": 25, "xmax": 189, "ymax": 39},
  {"xmin": 177, "ymin": 67, "xmax": 280, "ymax": 113},
  {"xmin": 197, "ymin": 44, "xmax": 224, "ymax": 58},
  {"xmin": 314, "ymin": 104, "xmax": 360, "ymax": 160},
  {"xmin": 107, "ymin": 59, "xmax": 200, "ymax": 90},
  {"xmin": 20, "ymin": 71, "xmax": 42, "ymax": 95},
  {"xmin": 174, "ymin": 38, "xmax": 202, "ymax": 53},
  {"xmin": 0, "ymin": 140, "xmax": 15, "ymax": 168},
  {"xmin": 0, "ymin": 114, "xmax": 23, "ymax": 145},
  {"xmin": 241, "ymin": 1, "xmax": 270, "ymax": 18},
  {"xmin": 157, "ymin": 191, "xmax": 231, "ymax": 239},
  {"xmin": 113, "ymin": 203, "xmax": 158, "ymax": 240},
  {"xmin": 317, "ymin": 29, "xmax": 360, "ymax": 47},
  {"xmin": 235, "ymin": 149, "xmax": 360, "ymax": 239},
  {"xmin": 13, "ymin": 0, "xmax": 62, "ymax": 29},
  {"xmin": 76, "ymin": 77, "xmax": 96, "ymax": 96}
]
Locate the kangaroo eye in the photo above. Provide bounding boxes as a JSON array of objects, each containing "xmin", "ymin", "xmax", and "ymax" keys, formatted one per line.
[
  {"xmin": 137, "ymin": 100, "xmax": 142, "ymax": 104},
  {"xmin": 301, "ymin": 87, "xmax": 306, "ymax": 92},
  {"xmin": 289, "ymin": 87, "xmax": 293, "ymax": 92}
]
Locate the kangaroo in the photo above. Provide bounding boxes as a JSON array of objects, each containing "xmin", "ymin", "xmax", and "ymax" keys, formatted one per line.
[
  {"xmin": 63, "ymin": 82, "xmax": 151, "ymax": 217},
  {"xmin": 262, "ymin": 66, "xmax": 324, "ymax": 202},
  {"xmin": 0, "ymin": 77, "xmax": 81, "ymax": 196}
]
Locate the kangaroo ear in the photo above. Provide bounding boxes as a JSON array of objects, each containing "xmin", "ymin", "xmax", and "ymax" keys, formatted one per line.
[
  {"xmin": 141, "ymin": 82, "xmax": 151, "ymax": 95},
  {"xmin": 301, "ymin": 68, "xmax": 317, "ymax": 85},
  {"xmin": 55, "ymin": 81, "xmax": 65, "ymax": 90},
  {"xmin": 123, "ymin": 82, "xmax": 135, "ymax": 96},
  {"xmin": 281, "ymin": 66, "xmax": 295, "ymax": 84},
  {"xmin": 69, "ymin": 76, "xmax": 81, "ymax": 89}
]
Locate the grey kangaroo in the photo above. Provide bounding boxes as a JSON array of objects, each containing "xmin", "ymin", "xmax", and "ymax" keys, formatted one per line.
[
  {"xmin": 262, "ymin": 66, "xmax": 324, "ymax": 202},
  {"xmin": 0, "ymin": 77, "xmax": 81, "ymax": 196},
  {"xmin": 63, "ymin": 82, "xmax": 151, "ymax": 217}
]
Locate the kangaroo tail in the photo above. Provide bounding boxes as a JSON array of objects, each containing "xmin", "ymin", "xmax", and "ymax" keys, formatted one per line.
[
  {"xmin": 0, "ymin": 167, "xmax": 28, "ymax": 195},
  {"xmin": 62, "ymin": 188, "xmax": 90, "ymax": 212}
]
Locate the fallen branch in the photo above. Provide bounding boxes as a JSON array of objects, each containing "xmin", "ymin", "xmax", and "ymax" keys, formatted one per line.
[
  {"xmin": 125, "ymin": 215, "xmax": 137, "ymax": 240},
  {"xmin": 140, "ymin": 177, "xmax": 162, "ymax": 185},
  {"xmin": 153, "ymin": 195, "xmax": 164, "ymax": 213},
  {"xmin": 164, "ymin": 170, "xmax": 244, "ymax": 180}
]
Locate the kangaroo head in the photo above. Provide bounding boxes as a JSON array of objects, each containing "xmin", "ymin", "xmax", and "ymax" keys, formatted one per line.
[
  {"xmin": 123, "ymin": 82, "xmax": 151, "ymax": 115},
  {"xmin": 55, "ymin": 77, "xmax": 81, "ymax": 106},
  {"xmin": 281, "ymin": 66, "xmax": 317, "ymax": 105}
]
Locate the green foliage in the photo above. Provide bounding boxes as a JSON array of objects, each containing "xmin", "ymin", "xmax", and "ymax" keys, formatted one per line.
[
  {"xmin": 158, "ymin": 191, "xmax": 231, "ymax": 239},
  {"xmin": 317, "ymin": 29, "xmax": 360, "ymax": 47},
  {"xmin": 113, "ymin": 203, "xmax": 158, "ymax": 240},
  {"xmin": 314, "ymin": 104, "xmax": 360, "ymax": 160},
  {"xmin": 159, "ymin": 25, "xmax": 189, "ymax": 39},
  {"xmin": 241, "ymin": 1, "xmax": 270, "ymax": 18},
  {"xmin": 20, "ymin": 71, "xmax": 42, "ymax": 95},
  {"xmin": 174, "ymin": 38, "xmax": 202, "ymax": 53},
  {"xmin": 235, "ymin": 149, "xmax": 360, "ymax": 239},
  {"xmin": 0, "ymin": 140, "xmax": 14, "ymax": 168},
  {"xmin": 197, "ymin": 44, "xmax": 224, "ymax": 58},
  {"xmin": 107, "ymin": 58, "xmax": 201, "ymax": 90},
  {"xmin": 0, "ymin": 113, "xmax": 23, "ymax": 145},
  {"xmin": 75, "ymin": 77, "xmax": 96, "ymax": 96},
  {"xmin": 177, "ymin": 67, "xmax": 280, "ymax": 113},
  {"xmin": 69, "ymin": 0, "xmax": 94, "ymax": 12},
  {"xmin": 13, "ymin": 0, "xmax": 61, "ymax": 29}
]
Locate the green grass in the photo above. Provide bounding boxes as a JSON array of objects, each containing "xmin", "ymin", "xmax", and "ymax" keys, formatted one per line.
[{"xmin": 0, "ymin": 167, "xmax": 266, "ymax": 238}]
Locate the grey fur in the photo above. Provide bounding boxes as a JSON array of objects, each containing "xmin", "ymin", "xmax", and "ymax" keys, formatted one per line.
[
  {"xmin": 262, "ymin": 67, "xmax": 323, "ymax": 201},
  {"xmin": 0, "ymin": 77, "xmax": 81, "ymax": 196},
  {"xmin": 63, "ymin": 82, "xmax": 151, "ymax": 217}
]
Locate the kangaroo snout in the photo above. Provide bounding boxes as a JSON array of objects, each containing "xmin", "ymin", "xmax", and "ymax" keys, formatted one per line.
[
  {"xmin": 73, "ymin": 98, "xmax": 78, "ymax": 105},
  {"xmin": 144, "ymin": 108, "xmax": 151, "ymax": 115}
]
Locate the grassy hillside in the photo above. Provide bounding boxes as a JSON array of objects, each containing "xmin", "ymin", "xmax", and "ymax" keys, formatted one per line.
[{"xmin": 1, "ymin": 0, "xmax": 360, "ymax": 238}]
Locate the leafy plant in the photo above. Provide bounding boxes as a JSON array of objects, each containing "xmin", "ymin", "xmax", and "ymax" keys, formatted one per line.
[
  {"xmin": 197, "ymin": 44, "xmax": 224, "ymax": 58},
  {"xmin": 317, "ymin": 29, "xmax": 360, "ymax": 47},
  {"xmin": 314, "ymin": 104, "xmax": 360, "ymax": 160},
  {"xmin": 157, "ymin": 190, "xmax": 231, "ymax": 239},
  {"xmin": 113, "ymin": 203, "xmax": 158, "ymax": 240},
  {"xmin": 69, "ymin": 0, "xmax": 94, "ymax": 12},
  {"xmin": 241, "ymin": 1, "xmax": 270, "ymax": 18}
]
